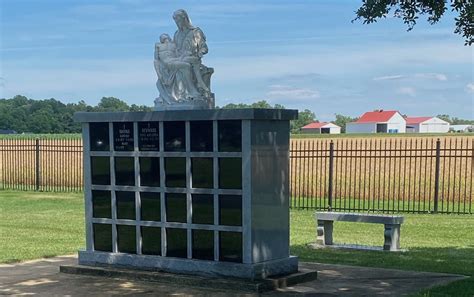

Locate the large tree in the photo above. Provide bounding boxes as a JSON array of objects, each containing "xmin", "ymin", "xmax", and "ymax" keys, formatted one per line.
[
  {"xmin": 334, "ymin": 114, "xmax": 359, "ymax": 133},
  {"xmin": 354, "ymin": 0, "xmax": 473, "ymax": 45}
]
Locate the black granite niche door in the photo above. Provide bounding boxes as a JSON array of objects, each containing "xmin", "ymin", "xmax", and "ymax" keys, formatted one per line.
[
  {"xmin": 219, "ymin": 195, "xmax": 242, "ymax": 226},
  {"xmin": 92, "ymin": 190, "xmax": 111, "ymax": 218},
  {"xmin": 140, "ymin": 192, "xmax": 160, "ymax": 221},
  {"xmin": 190, "ymin": 121, "xmax": 213, "ymax": 152},
  {"xmin": 164, "ymin": 121, "xmax": 185, "ymax": 152},
  {"xmin": 113, "ymin": 122, "xmax": 134, "ymax": 151},
  {"xmin": 141, "ymin": 226, "xmax": 161, "ymax": 255},
  {"xmin": 191, "ymin": 194, "xmax": 213, "ymax": 225},
  {"xmin": 139, "ymin": 157, "xmax": 160, "ymax": 187},
  {"xmin": 218, "ymin": 120, "xmax": 241, "ymax": 152},
  {"xmin": 165, "ymin": 157, "xmax": 186, "ymax": 188},
  {"xmin": 115, "ymin": 157, "xmax": 135, "ymax": 186},
  {"xmin": 166, "ymin": 228, "xmax": 187, "ymax": 258},
  {"xmin": 192, "ymin": 229, "xmax": 214, "ymax": 260},
  {"xmin": 117, "ymin": 225, "xmax": 136, "ymax": 254},
  {"xmin": 219, "ymin": 231, "xmax": 242, "ymax": 263},
  {"xmin": 165, "ymin": 193, "xmax": 187, "ymax": 223},
  {"xmin": 93, "ymin": 223, "xmax": 112, "ymax": 252},
  {"xmin": 138, "ymin": 122, "xmax": 160, "ymax": 151},
  {"xmin": 116, "ymin": 191, "xmax": 136, "ymax": 220},
  {"xmin": 91, "ymin": 156, "xmax": 110, "ymax": 185},
  {"xmin": 218, "ymin": 158, "xmax": 242, "ymax": 189},
  {"xmin": 191, "ymin": 158, "xmax": 213, "ymax": 188},
  {"xmin": 89, "ymin": 122, "xmax": 110, "ymax": 151}
]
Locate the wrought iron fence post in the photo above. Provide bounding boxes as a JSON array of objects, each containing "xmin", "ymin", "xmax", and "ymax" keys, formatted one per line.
[
  {"xmin": 328, "ymin": 140, "xmax": 334, "ymax": 211},
  {"xmin": 35, "ymin": 138, "xmax": 40, "ymax": 191},
  {"xmin": 433, "ymin": 139, "xmax": 441, "ymax": 213}
]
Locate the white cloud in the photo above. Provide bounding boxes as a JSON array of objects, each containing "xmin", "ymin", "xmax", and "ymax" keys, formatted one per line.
[
  {"xmin": 373, "ymin": 75, "xmax": 405, "ymax": 81},
  {"xmin": 414, "ymin": 73, "xmax": 448, "ymax": 81},
  {"xmin": 266, "ymin": 85, "xmax": 320, "ymax": 101},
  {"xmin": 466, "ymin": 83, "xmax": 474, "ymax": 94},
  {"xmin": 373, "ymin": 73, "xmax": 447, "ymax": 82},
  {"xmin": 397, "ymin": 87, "xmax": 416, "ymax": 97}
]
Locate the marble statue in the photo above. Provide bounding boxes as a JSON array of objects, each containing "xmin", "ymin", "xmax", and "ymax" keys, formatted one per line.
[{"xmin": 154, "ymin": 9, "xmax": 215, "ymax": 110}]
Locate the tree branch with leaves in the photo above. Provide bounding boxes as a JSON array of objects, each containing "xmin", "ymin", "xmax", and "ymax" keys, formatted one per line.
[{"xmin": 353, "ymin": 0, "xmax": 473, "ymax": 45}]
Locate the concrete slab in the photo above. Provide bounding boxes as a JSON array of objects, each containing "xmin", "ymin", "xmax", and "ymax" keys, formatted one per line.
[
  {"xmin": 0, "ymin": 255, "xmax": 466, "ymax": 296},
  {"xmin": 60, "ymin": 263, "xmax": 317, "ymax": 292}
]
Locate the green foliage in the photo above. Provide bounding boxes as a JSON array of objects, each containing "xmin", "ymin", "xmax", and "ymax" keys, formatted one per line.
[
  {"xmin": 334, "ymin": 113, "xmax": 359, "ymax": 133},
  {"xmin": 219, "ymin": 100, "xmax": 281, "ymax": 109},
  {"xmin": 291, "ymin": 109, "xmax": 316, "ymax": 134},
  {"xmin": 0, "ymin": 95, "xmax": 152, "ymax": 134},
  {"xmin": 437, "ymin": 114, "xmax": 474, "ymax": 125},
  {"xmin": 220, "ymin": 100, "xmax": 316, "ymax": 134},
  {"xmin": 354, "ymin": 0, "xmax": 473, "ymax": 46}
]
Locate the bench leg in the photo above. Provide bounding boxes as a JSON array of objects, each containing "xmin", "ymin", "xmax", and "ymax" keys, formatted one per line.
[
  {"xmin": 316, "ymin": 220, "xmax": 333, "ymax": 246},
  {"xmin": 384, "ymin": 224, "xmax": 400, "ymax": 251}
]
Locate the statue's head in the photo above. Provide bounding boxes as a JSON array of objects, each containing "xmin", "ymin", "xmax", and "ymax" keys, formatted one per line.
[
  {"xmin": 173, "ymin": 9, "xmax": 192, "ymax": 30},
  {"xmin": 160, "ymin": 33, "xmax": 171, "ymax": 43}
]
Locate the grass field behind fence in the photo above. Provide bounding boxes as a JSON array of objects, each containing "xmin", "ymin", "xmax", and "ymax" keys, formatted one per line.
[{"xmin": 0, "ymin": 190, "xmax": 473, "ymax": 296}]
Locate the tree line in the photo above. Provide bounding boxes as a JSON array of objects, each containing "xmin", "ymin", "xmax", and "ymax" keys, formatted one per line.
[
  {"xmin": 0, "ymin": 96, "xmax": 316, "ymax": 134},
  {"xmin": 1, "ymin": 95, "xmax": 471, "ymax": 134}
]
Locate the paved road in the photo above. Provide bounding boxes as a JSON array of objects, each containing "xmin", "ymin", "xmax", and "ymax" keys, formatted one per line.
[{"xmin": 0, "ymin": 255, "xmax": 465, "ymax": 296}]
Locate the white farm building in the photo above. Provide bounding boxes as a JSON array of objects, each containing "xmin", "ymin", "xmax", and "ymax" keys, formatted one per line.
[
  {"xmin": 301, "ymin": 122, "xmax": 341, "ymax": 134},
  {"xmin": 405, "ymin": 117, "xmax": 450, "ymax": 133},
  {"xmin": 346, "ymin": 110, "xmax": 406, "ymax": 134},
  {"xmin": 450, "ymin": 125, "xmax": 472, "ymax": 133}
]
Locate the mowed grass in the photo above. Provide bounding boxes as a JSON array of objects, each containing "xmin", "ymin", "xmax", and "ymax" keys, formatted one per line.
[
  {"xmin": 291, "ymin": 210, "xmax": 474, "ymax": 296},
  {"xmin": 1, "ymin": 190, "xmax": 473, "ymax": 295},
  {"xmin": 0, "ymin": 191, "xmax": 84, "ymax": 263}
]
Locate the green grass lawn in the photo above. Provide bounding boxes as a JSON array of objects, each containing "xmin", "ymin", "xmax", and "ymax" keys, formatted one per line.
[
  {"xmin": 0, "ymin": 191, "xmax": 84, "ymax": 263},
  {"xmin": 1, "ymin": 190, "xmax": 473, "ymax": 296},
  {"xmin": 291, "ymin": 210, "xmax": 474, "ymax": 297}
]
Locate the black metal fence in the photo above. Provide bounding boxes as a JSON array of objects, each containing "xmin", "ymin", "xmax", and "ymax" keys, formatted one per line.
[
  {"xmin": 0, "ymin": 138, "xmax": 83, "ymax": 192},
  {"xmin": 290, "ymin": 137, "xmax": 473, "ymax": 214},
  {"xmin": 1, "ymin": 136, "xmax": 473, "ymax": 214}
]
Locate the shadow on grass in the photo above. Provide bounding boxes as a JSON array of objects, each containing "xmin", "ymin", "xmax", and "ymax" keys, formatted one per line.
[{"xmin": 291, "ymin": 243, "xmax": 474, "ymax": 296}]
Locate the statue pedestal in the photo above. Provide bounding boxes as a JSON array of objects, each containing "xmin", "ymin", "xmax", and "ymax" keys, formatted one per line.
[
  {"xmin": 154, "ymin": 96, "xmax": 214, "ymax": 111},
  {"xmin": 73, "ymin": 108, "xmax": 298, "ymax": 279}
]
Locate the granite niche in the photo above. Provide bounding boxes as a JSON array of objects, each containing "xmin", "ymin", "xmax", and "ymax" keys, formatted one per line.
[{"xmin": 74, "ymin": 108, "xmax": 298, "ymax": 279}]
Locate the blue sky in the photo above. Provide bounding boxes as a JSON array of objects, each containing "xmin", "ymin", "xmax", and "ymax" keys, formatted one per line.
[{"xmin": 0, "ymin": 0, "xmax": 472, "ymax": 121}]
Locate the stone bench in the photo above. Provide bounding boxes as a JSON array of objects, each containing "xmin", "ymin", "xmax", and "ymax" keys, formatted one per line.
[{"xmin": 315, "ymin": 212, "xmax": 404, "ymax": 251}]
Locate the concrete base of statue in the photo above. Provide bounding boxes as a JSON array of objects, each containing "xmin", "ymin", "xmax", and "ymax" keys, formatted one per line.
[{"xmin": 154, "ymin": 95, "xmax": 215, "ymax": 111}]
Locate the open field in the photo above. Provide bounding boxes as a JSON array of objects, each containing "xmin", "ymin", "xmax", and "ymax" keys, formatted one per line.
[
  {"xmin": 0, "ymin": 135, "xmax": 472, "ymax": 214},
  {"xmin": 1, "ymin": 190, "xmax": 473, "ymax": 296},
  {"xmin": 292, "ymin": 132, "xmax": 472, "ymax": 138},
  {"xmin": 0, "ymin": 138, "xmax": 83, "ymax": 191},
  {"xmin": 0, "ymin": 134, "xmax": 81, "ymax": 140},
  {"xmin": 291, "ymin": 135, "xmax": 473, "ymax": 213}
]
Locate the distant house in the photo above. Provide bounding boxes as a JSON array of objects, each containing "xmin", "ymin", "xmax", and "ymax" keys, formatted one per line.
[
  {"xmin": 301, "ymin": 122, "xmax": 341, "ymax": 134},
  {"xmin": 0, "ymin": 129, "xmax": 16, "ymax": 134},
  {"xmin": 346, "ymin": 110, "xmax": 406, "ymax": 134},
  {"xmin": 450, "ymin": 125, "xmax": 472, "ymax": 133},
  {"xmin": 405, "ymin": 117, "xmax": 450, "ymax": 133}
]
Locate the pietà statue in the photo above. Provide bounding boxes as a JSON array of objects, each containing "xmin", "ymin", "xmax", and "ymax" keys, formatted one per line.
[{"xmin": 154, "ymin": 9, "xmax": 215, "ymax": 110}]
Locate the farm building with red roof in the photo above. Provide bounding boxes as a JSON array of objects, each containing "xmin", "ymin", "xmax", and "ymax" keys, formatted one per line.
[
  {"xmin": 300, "ymin": 122, "xmax": 341, "ymax": 134},
  {"xmin": 405, "ymin": 116, "xmax": 450, "ymax": 133},
  {"xmin": 346, "ymin": 110, "xmax": 406, "ymax": 134}
]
